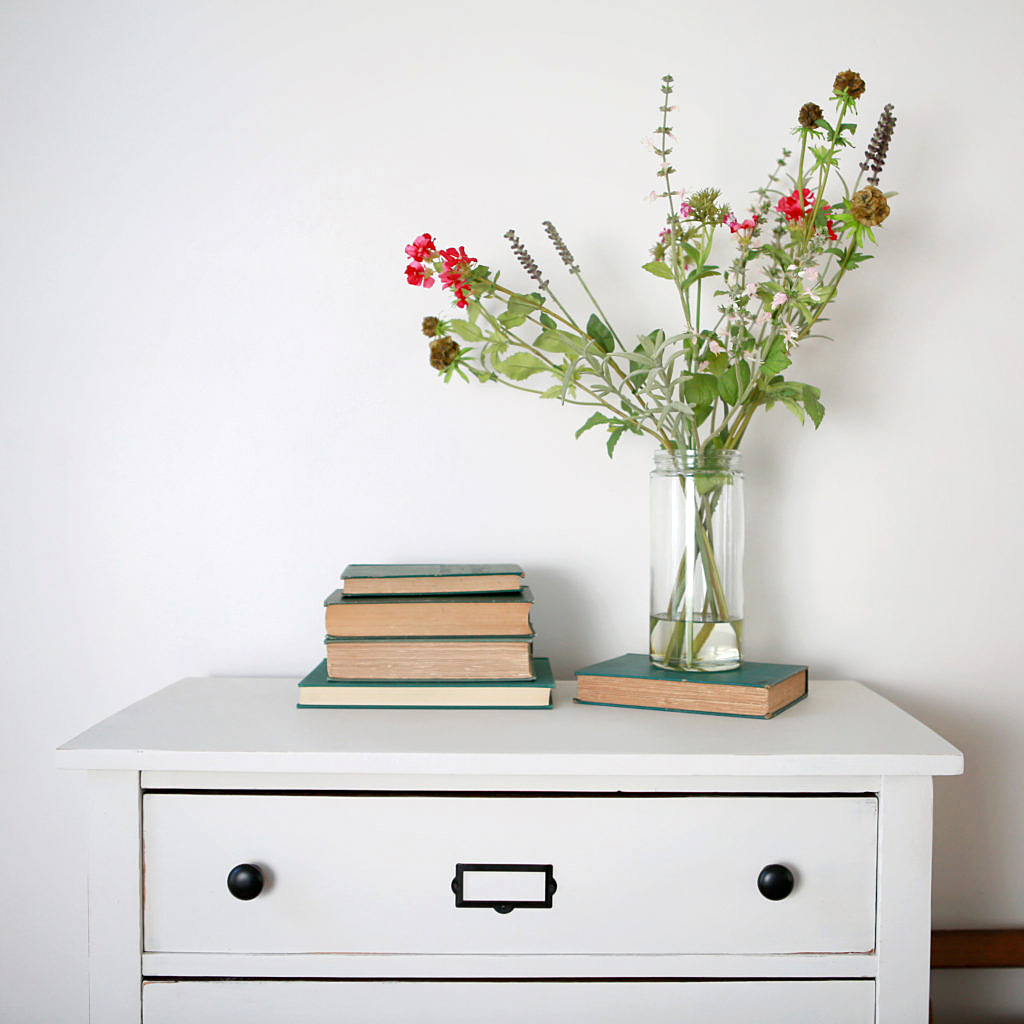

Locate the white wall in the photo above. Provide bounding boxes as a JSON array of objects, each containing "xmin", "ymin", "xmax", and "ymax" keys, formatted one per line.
[{"xmin": 1, "ymin": 1, "xmax": 1020, "ymax": 1019}]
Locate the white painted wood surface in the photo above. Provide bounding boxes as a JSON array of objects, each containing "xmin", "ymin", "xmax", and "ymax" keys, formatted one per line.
[
  {"xmin": 139, "ymin": 770, "xmax": 883, "ymax": 792},
  {"xmin": 140, "ymin": 950, "xmax": 879, "ymax": 979},
  {"xmin": 57, "ymin": 676, "xmax": 963, "ymax": 1023},
  {"xmin": 875, "ymin": 776, "xmax": 934, "ymax": 1022},
  {"xmin": 57, "ymin": 677, "xmax": 963, "ymax": 777},
  {"xmin": 142, "ymin": 979, "xmax": 877, "ymax": 1023},
  {"xmin": 86, "ymin": 771, "xmax": 141, "ymax": 1023},
  {"xmin": 143, "ymin": 793, "xmax": 877, "ymax": 955}
]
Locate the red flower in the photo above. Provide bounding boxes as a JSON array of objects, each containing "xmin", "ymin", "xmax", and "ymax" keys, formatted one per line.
[
  {"xmin": 404, "ymin": 233, "xmax": 436, "ymax": 261},
  {"xmin": 405, "ymin": 261, "xmax": 434, "ymax": 288},
  {"xmin": 776, "ymin": 188, "xmax": 815, "ymax": 222},
  {"xmin": 438, "ymin": 245, "xmax": 477, "ymax": 308},
  {"xmin": 826, "ymin": 219, "xmax": 838, "ymax": 241}
]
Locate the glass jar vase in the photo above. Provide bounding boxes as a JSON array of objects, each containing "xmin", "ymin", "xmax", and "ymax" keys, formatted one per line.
[{"xmin": 649, "ymin": 449, "xmax": 744, "ymax": 671}]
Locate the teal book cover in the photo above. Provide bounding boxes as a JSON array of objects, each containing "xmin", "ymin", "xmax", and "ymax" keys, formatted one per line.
[
  {"xmin": 339, "ymin": 564, "xmax": 525, "ymax": 597},
  {"xmin": 341, "ymin": 563, "xmax": 524, "ymax": 580},
  {"xmin": 576, "ymin": 654, "xmax": 807, "ymax": 688},
  {"xmin": 325, "ymin": 587, "xmax": 534, "ymax": 607}
]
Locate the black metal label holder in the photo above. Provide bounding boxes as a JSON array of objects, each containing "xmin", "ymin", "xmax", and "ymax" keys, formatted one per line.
[{"xmin": 451, "ymin": 863, "xmax": 557, "ymax": 914}]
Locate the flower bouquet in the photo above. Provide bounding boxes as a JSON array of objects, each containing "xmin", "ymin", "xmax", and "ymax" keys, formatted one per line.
[{"xmin": 405, "ymin": 70, "xmax": 896, "ymax": 670}]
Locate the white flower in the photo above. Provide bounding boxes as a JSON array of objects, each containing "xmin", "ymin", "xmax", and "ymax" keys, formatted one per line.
[
  {"xmin": 771, "ymin": 290, "xmax": 787, "ymax": 309},
  {"xmin": 745, "ymin": 282, "xmax": 758, "ymax": 298}
]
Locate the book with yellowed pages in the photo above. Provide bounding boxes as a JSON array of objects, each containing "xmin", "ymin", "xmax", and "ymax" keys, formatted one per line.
[
  {"xmin": 574, "ymin": 654, "xmax": 808, "ymax": 719},
  {"xmin": 298, "ymin": 657, "xmax": 554, "ymax": 709},
  {"xmin": 340, "ymin": 563, "xmax": 524, "ymax": 596},
  {"xmin": 324, "ymin": 634, "xmax": 535, "ymax": 680},
  {"xmin": 324, "ymin": 587, "xmax": 534, "ymax": 637}
]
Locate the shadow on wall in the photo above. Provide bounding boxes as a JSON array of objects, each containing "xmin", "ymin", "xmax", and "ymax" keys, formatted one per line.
[
  {"xmin": 930, "ymin": 968, "xmax": 1024, "ymax": 1024},
  {"xmin": 526, "ymin": 565, "xmax": 613, "ymax": 681}
]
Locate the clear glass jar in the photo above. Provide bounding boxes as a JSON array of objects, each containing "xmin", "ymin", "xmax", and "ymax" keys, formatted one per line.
[{"xmin": 650, "ymin": 449, "xmax": 744, "ymax": 671}]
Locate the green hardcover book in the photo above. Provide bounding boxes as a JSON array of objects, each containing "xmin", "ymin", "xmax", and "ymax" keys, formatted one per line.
[
  {"xmin": 574, "ymin": 654, "xmax": 808, "ymax": 719},
  {"xmin": 298, "ymin": 656, "xmax": 554, "ymax": 709},
  {"xmin": 324, "ymin": 587, "xmax": 534, "ymax": 637},
  {"xmin": 324, "ymin": 634, "xmax": 535, "ymax": 680},
  {"xmin": 340, "ymin": 563, "xmax": 524, "ymax": 597}
]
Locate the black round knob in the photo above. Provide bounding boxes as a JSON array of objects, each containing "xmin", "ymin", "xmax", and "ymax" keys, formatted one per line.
[
  {"xmin": 757, "ymin": 864, "xmax": 794, "ymax": 901},
  {"xmin": 227, "ymin": 863, "xmax": 264, "ymax": 901}
]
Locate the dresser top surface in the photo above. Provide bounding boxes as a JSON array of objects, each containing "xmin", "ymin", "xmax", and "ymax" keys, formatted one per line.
[{"xmin": 56, "ymin": 677, "xmax": 963, "ymax": 777}]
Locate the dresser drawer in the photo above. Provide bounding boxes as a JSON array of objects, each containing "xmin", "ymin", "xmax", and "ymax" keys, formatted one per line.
[
  {"xmin": 143, "ymin": 979, "xmax": 876, "ymax": 1023},
  {"xmin": 143, "ymin": 793, "xmax": 877, "ymax": 955}
]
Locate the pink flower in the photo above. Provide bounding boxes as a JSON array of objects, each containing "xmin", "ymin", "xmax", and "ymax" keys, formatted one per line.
[
  {"xmin": 405, "ymin": 261, "xmax": 434, "ymax": 288},
  {"xmin": 724, "ymin": 212, "xmax": 759, "ymax": 238},
  {"xmin": 404, "ymin": 233, "xmax": 436, "ymax": 261}
]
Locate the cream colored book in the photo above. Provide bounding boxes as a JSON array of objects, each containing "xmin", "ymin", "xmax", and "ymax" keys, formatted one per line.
[
  {"xmin": 325, "ymin": 588, "xmax": 533, "ymax": 638},
  {"xmin": 324, "ymin": 635, "xmax": 535, "ymax": 680},
  {"xmin": 297, "ymin": 658, "xmax": 554, "ymax": 709}
]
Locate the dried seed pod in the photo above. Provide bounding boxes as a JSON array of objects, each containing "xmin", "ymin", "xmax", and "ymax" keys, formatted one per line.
[
  {"xmin": 429, "ymin": 337, "xmax": 460, "ymax": 371},
  {"xmin": 833, "ymin": 70, "xmax": 866, "ymax": 99},
  {"xmin": 799, "ymin": 102, "xmax": 823, "ymax": 128},
  {"xmin": 850, "ymin": 185, "xmax": 890, "ymax": 227}
]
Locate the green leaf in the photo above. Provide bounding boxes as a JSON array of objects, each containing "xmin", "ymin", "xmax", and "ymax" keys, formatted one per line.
[
  {"xmin": 575, "ymin": 411, "xmax": 610, "ymax": 439},
  {"xmin": 539, "ymin": 312, "xmax": 557, "ymax": 329},
  {"xmin": 497, "ymin": 310, "xmax": 529, "ymax": 328},
  {"xmin": 762, "ymin": 337, "xmax": 792, "ymax": 377},
  {"xmin": 622, "ymin": 348, "xmax": 656, "ymax": 368},
  {"xmin": 606, "ymin": 425, "xmax": 626, "ymax": 458},
  {"xmin": 507, "ymin": 293, "xmax": 544, "ymax": 317},
  {"xmin": 678, "ymin": 242, "xmax": 701, "ymax": 265},
  {"xmin": 534, "ymin": 329, "xmax": 581, "ymax": 354},
  {"xmin": 718, "ymin": 365, "xmax": 739, "ymax": 405},
  {"xmin": 706, "ymin": 352, "xmax": 729, "ymax": 377},
  {"xmin": 781, "ymin": 398, "xmax": 805, "ymax": 424},
  {"xmin": 642, "ymin": 260, "xmax": 674, "ymax": 280},
  {"xmin": 448, "ymin": 319, "xmax": 484, "ymax": 342},
  {"xmin": 586, "ymin": 314, "xmax": 615, "ymax": 353},
  {"xmin": 803, "ymin": 388, "xmax": 825, "ymax": 428},
  {"xmin": 539, "ymin": 385, "xmax": 563, "ymax": 399},
  {"xmin": 495, "ymin": 352, "xmax": 549, "ymax": 380},
  {"xmin": 683, "ymin": 373, "xmax": 718, "ymax": 407},
  {"xmin": 681, "ymin": 265, "xmax": 719, "ymax": 289}
]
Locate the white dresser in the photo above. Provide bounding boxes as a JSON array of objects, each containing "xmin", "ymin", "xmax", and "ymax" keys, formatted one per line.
[{"xmin": 57, "ymin": 676, "xmax": 962, "ymax": 1023}]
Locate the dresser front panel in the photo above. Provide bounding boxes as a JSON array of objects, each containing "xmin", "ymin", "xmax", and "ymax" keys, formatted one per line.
[
  {"xmin": 142, "ymin": 979, "xmax": 876, "ymax": 1023},
  {"xmin": 143, "ymin": 793, "xmax": 877, "ymax": 955}
]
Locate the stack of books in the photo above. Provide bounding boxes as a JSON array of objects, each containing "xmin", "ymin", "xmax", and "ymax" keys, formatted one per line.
[
  {"xmin": 574, "ymin": 654, "xmax": 808, "ymax": 719},
  {"xmin": 298, "ymin": 564, "xmax": 554, "ymax": 709}
]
